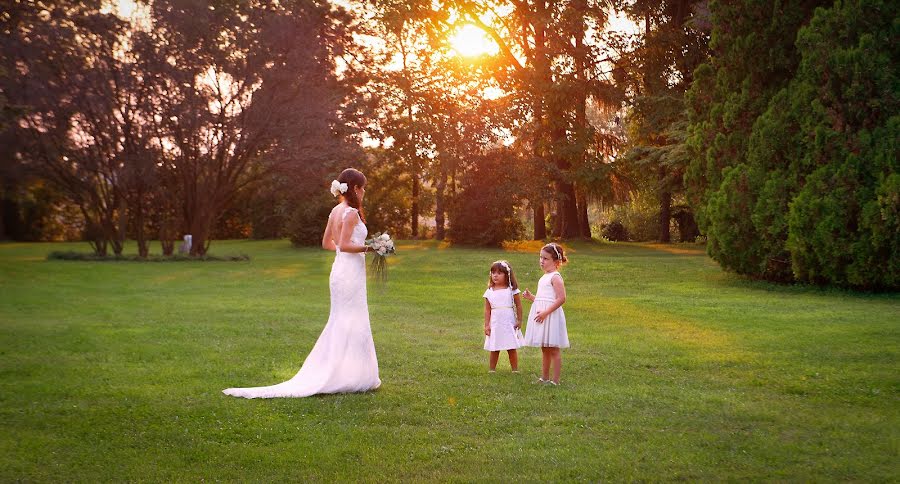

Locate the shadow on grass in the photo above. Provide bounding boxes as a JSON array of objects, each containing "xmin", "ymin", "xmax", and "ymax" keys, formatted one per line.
[
  {"xmin": 712, "ymin": 271, "xmax": 900, "ymax": 300},
  {"xmin": 47, "ymin": 251, "xmax": 251, "ymax": 262}
]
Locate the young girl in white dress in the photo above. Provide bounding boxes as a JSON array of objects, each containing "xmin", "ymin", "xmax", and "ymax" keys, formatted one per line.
[
  {"xmin": 483, "ymin": 260, "xmax": 524, "ymax": 373},
  {"xmin": 522, "ymin": 243, "xmax": 569, "ymax": 385}
]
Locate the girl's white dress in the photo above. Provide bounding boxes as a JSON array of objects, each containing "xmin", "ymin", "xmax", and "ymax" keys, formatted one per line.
[
  {"xmin": 483, "ymin": 287, "xmax": 523, "ymax": 351},
  {"xmin": 524, "ymin": 271, "xmax": 569, "ymax": 348},
  {"xmin": 223, "ymin": 207, "xmax": 381, "ymax": 398}
]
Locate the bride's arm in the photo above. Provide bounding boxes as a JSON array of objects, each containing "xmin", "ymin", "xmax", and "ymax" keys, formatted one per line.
[
  {"xmin": 337, "ymin": 210, "xmax": 368, "ymax": 254},
  {"xmin": 322, "ymin": 212, "xmax": 337, "ymax": 251}
]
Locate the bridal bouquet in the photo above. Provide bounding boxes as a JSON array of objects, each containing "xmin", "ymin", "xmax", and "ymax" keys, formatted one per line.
[{"xmin": 366, "ymin": 233, "xmax": 396, "ymax": 289}]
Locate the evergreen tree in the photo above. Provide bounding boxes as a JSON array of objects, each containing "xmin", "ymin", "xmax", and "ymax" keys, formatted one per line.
[
  {"xmin": 685, "ymin": 0, "xmax": 828, "ymax": 278},
  {"xmin": 686, "ymin": 0, "xmax": 898, "ymax": 288}
]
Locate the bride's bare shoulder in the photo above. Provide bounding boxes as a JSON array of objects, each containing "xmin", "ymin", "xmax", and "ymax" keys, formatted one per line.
[
  {"xmin": 329, "ymin": 203, "xmax": 347, "ymax": 219},
  {"xmin": 337, "ymin": 204, "xmax": 359, "ymax": 222}
]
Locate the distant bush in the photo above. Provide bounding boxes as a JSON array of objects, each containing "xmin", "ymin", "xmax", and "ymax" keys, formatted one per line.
[
  {"xmin": 285, "ymin": 192, "xmax": 335, "ymax": 247},
  {"xmin": 47, "ymin": 251, "xmax": 250, "ymax": 262},
  {"xmin": 601, "ymin": 221, "xmax": 629, "ymax": 241},
  {"xmin": 606, "ymin": 192, "xmax": 658, "ymax": 242}
]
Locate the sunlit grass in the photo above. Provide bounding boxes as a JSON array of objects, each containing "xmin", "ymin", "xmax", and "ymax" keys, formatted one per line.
[{"xmin": 0, "ymin": 239, "xmax": 897, "ymax": 480}]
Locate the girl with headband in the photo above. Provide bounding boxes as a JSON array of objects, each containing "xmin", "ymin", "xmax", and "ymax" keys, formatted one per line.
[
  {"xmin": 522, "ymin": 243, "xmax": 569, "ymax": 385},
  {"xmin": 483, "ymin": 260, "xmax": 524, "ymax": 373}
]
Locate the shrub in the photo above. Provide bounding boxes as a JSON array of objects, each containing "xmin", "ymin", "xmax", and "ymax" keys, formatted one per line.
[
  {"xmin": 601, "ymin": 221, "xmax": 629, "ymax": 241},
  {"xmin": 607, "ymin": 191, "xmax": 658, "ymax": 242}
]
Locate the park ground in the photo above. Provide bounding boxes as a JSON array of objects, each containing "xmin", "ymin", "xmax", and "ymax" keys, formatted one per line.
[{"xmin": 0, "ymin": 239, "xmax": 897, "ymax": 480}]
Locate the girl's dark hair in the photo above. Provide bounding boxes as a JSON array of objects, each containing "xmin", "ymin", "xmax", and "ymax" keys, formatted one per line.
[
  {"xmin": 488, "ymin": 260, "xmax": 519, "ymax": 290},
  {"xmin": 541, "ymin": 243, "xmax": 568, "ymax": 264},
  {"xmin": 337, "ymin": 168, "xmax": 367, "ymax": 223}
]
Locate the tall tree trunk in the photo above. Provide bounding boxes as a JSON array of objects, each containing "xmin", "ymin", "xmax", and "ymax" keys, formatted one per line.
[
  {"xmin": 84, "ymin": 211, "xmax": 107, "ymax": 256},
  {"xmin": 643, "ymin": 12, "xmax": 671, "ymax": 244},
  {"xmin": 187, "ymin": 196, "xmax": 213, "ymax": 256},
  {"xmin": 434, "ymin": 165, "xmax": 446, "ymax": 240},
  {"xmin": 158, "ymin": 188, "xmax": 177, "ymax": 256},
  {"xmin": 160, "ymin": 223, "xmax": 175, "ymax": 256},
  {"xmin": 576, "ymin": 187, "xmax": 591, "ymax": 238},
  {"xmin": 110, "ymin": 196, "xmax": 126, "ymax": 256},
  {"xmin": 190, "ymin": 220, "xmax": 211, "ymax": 256},
  {"xmin": 573, "ymin": 9, "xmax": 591, "ymax": 240},
  {"xmin": 533, "ymin": 202, "xmax": 546, "ymax": 240},
  {"xmin": 545, "ymin": 48, "xmax": 578, "ymax": 237},
  {"xmin": 135, "ymin": 196, "xmax": 148, "ymax": 258},
  {"xmin": 531, "ymin": 0, "xmax": 549, "ymax": 241},
  {"xmin": 411, "ymin": 173, "xmax": 419, "ymax": 239},
  {"xmin": 557, "ymin": 181, "xmax": 580, "ymax": 238},
  {"xmin": 552, "ymin": 198, "xmax": 562, "ymax": 238},
  {"xmin": 658, "ymin": 166, "xmax": 671, "ymax": 243}
]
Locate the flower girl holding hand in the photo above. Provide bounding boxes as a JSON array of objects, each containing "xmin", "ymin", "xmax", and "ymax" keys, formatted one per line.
[
  {"xmin": 483, "ymin": 260, "xmax": 524, "ymax": 373},
  {"xmin": 522, "ymin": 243, "xmax": 569, "ymax": 385}
]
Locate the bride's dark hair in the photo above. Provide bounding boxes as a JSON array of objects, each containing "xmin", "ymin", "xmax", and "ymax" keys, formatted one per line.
[{"xmin": 338, "ymin": 168, "xmax": 367, "ymax": 223}]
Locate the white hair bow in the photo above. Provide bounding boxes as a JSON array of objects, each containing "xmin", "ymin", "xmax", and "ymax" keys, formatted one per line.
[
  {"xmin": 330, "ymin": 180, "xmax": 348, "ymax": 197},
  {"xmin": 494, "ymin": 260, "xmax": 513, "ymax": 288}
]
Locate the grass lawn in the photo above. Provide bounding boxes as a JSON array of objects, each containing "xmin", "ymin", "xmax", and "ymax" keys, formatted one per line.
[{"xmin": 1, "ymin": 239, "xmax": 897, "ymax": 481}]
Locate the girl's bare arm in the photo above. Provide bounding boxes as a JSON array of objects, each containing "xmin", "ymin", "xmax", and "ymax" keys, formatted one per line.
[
  {"xmin": 513, "ymin": 293, "xmax": 523, "ymax": 329},
  {"xmin": 484, "ymin": 299, "xmax": 492, "ymax": 336}
]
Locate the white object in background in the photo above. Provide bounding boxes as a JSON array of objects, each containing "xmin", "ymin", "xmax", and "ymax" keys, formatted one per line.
[{"xmin": 180, "ymin": 234, "xmax": 192, "ymax": 254}]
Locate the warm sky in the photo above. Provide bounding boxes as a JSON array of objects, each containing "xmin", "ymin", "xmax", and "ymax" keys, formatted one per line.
[{"xmin": 107, "ymin": 0, "xmax": 638, "ymax": 50}]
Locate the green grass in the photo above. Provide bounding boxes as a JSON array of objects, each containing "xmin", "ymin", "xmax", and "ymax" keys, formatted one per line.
[{"xmin": 1, "ymin": 239, "xmax": 898, "ymax": 481}]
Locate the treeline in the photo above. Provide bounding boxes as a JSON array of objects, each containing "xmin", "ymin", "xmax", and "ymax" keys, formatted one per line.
[
  {"xmin": 2, "ymin": 0, "xmax": 644, "ymax": 254},
  {"xmin": 1, "ymin": 0, "xmax": 363, "ymax": 256},
  {"xmin": 2, "ymin": 0, "xmax": 896, "ymax": 288}
]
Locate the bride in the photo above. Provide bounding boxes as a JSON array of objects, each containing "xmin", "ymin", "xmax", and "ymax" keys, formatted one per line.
[{"xmin": 223, "ymin": 168, "xmax": 381, "ymax": 398}]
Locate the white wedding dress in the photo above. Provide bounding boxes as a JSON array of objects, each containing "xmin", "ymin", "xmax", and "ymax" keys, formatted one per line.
[{"xmin": 223, "ymin": 208, "xmax": 381, "ymax": 398}]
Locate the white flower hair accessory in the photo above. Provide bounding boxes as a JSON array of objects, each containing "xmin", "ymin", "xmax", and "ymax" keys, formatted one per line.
[
  {"xmin": 501, "ymin": 261, "xmax": 513, "ymax": 288},
  {"xmin": 491, "ymin": 260, "xmax": 513, "ymax": 288},
  {"xmin": 550, "ymin": 244, "xmax": 561, "ymax": 260},
  {"xmin": 330, "ymin": 180, "xmax": 348, "ymax": 197}
]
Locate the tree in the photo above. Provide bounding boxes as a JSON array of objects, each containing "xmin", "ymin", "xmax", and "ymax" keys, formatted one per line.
[
  {"xmin": 685, "ymin": 0, "xmax": 897, "ymax": 288},
  {"xmin": 138, "ymin": 0, "xmax": 361, "ymax": 254},
  {"xmin": 373, "ymin": 0, "xmax": 619, "ymax": 240},
  {"xmin": 611, "ymin": 0, "xmax": 709, "ymax": 242},
  {"xmin": 449, "ymin": 148, "xmax": 526, "ymax": 246},
  {"xmin": 2, "ymin": 1, "xmax": 143, "ymax": 255},
  {"xmin": 685, "ymin": 0, "xmax": 827, "ymax": 276},
  {"xmin": 780, "ymin": 0, "xmax": 898, "ymax": 287},
  {"xmin": 368, "ymin": 1, "xmax": 512, "ymax": 241}
]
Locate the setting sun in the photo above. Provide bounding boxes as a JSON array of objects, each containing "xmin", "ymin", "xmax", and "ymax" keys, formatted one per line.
[{"xmin": 449, "ymin": 24, "xmax": 498, "ymax": 57}]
